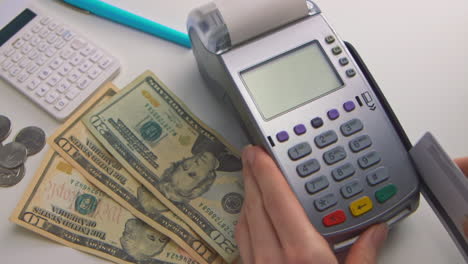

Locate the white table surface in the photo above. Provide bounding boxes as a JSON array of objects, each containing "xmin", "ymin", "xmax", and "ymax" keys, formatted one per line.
[{"xmin": 0, "ymin": 0, "xmax": 467, "ymax": 263}]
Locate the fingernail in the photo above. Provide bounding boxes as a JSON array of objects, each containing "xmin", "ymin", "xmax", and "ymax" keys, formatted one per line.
[
  {"xmin": 371, "ymin": 223, "xmax": 388, "ymax": 248},
  {"xmin": 242, "ymin": 145, "xmax": 256, "ymax": 167}
]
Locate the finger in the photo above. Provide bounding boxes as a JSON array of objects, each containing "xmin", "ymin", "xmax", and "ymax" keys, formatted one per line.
[
  {"xmin": 454, "ymin": 157, "xmax": 468, "ymax": 177},
  {"xmin": 235, "ymin": 206, "xmax": 254, "ymax": 264},
  {"xmin": 345, "ymin": 223, "xmax": 388, "ymax": 264},
  {"xmin": 242, "ymin": 146, "xmax": 332, "ymax": 252},
  {"xmin": 241, "ymin": 148, "xmax": 283, "ymax": 263}
]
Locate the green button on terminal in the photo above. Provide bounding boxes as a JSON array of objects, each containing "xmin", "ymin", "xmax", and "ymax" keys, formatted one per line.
[{"xmin": 375, "ymin": 184, "xmax": 397, "ymax": 203}]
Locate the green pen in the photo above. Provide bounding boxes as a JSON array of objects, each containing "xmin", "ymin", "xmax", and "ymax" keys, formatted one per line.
[{"xmin": 62, "ymin": 0, "xmax": 191, "ymax": 48}]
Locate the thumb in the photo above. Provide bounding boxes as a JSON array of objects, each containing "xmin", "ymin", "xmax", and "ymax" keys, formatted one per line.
[{"xmin": 345, "ymin": 223, "xmax": 388, "ymax": 264}]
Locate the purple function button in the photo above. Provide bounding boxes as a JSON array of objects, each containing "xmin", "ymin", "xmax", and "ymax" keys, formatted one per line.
[
  {"xmin": 276, "ymin": 131, "xmax": 289, "ymax": 142},
  {"xmin": 294, "ymin": 124, "xmax": 307, "ymax": 135},
  {"xmin": 343, "ymin": 101, "xmax": 356, "ymax": 112},
  {"xmin": 327, "ymin": 109, "xmax": 340, "ymax": 120}
]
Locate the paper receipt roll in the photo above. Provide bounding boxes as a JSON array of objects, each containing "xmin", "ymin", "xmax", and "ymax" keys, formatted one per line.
[{"xmin": 215, "ymin": 0, "xmax": 309, "ymax": 45}]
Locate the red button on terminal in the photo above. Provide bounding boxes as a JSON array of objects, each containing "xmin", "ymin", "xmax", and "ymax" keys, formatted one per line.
[{"xmin": 323, "ymin": 210, "xmax": 346, "ymax": 227}]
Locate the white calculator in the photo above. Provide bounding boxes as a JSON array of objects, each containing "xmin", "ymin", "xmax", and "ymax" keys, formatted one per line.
[{"xmin": 0, "ymin": 0, "xmax": 120, "ymax": 121}]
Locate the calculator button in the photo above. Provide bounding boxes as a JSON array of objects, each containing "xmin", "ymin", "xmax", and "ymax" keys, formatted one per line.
[
  {"xmin": 19, "ymin": 58, "xmax": 30, "ymax": 68},
  {"xmin": 66, "ymin": 88, "xmax": 80, "ymax": 99},
  {"xmin": 305, "ymin": 175, "xmax": 329, "ymax": 194},
  {"xmin": 88, "ymin": 65, "xmax": 102, "ymax": 80},
  {"xmin": 49, "ymin": 58, "xmax": 64, "ymax": 70},
  {"xmin": 81, "ymin": 45, "xmax": 96, "ymax": 56},
  {"xmin": 293, "ymin": 124, "xmax": 306, "ymax": 135},
  {"xmin": 349, "ymin": 135, "xmax": 372, "ymax": 153},
  {"xmin": 349, "ymin": 196, "xmax": 373, "ymax": 217},
  {"xmin": 21, "ymin": 44, "xmax": 33, "ymax": 54},
  {"xmin": 340, "ymin": 118, "xmax": 363, "ymax": 136},
  {"xmin": 366, "ymin": 167, "xmax": 388, "ymax": 186},
  {"xmin": 45, "ymin": 47, "xmax": 57, "ymax": 57},
  {"xmin": 331, "ymin": 163, "xmax": 355, "ymax": 181},
  {"xmin": 55, "ymin": 39, "xmax": 67, "ymax": 49},
  {"xmin": 276, "ymin": 131, "xmax": 289, "ymax": 142},
  {"xmin": 339, "ymin": 57, "xmax": 349, "ymax": 66},
  {"xmin": 314, "ymin": 130, "xmax": 338, "ymax": 149},
  {"xmin": 27, "ymin": 49, "xmax": 39, "ymax": 60},
  {"xmin": 325, "ymin": 35, "xmax": 335, "ymax": 44},
  {"xmin": 375, "ymin": 184, "xmax": 397, "ymax": 203},
  {"xmin": 35, "ymin": 55, "xmax": 48, "ymax": 66},
  {"xmin": 62, "ymin": 30, "xmax": 76, "ymax": 41},
  {"xmin": 48, "ymin": 21, "xmax": 59, "ymax": 31},
  {"xmin": 311, "ymin": 117, "xmax": 323, "ymax": 128},
  {"xmin": 68, "ymin": 69, "xmax": 82, "ymax": 83},
  {"xmin": 296, "ymin": 159, "xmax": 320, "ymax": 177},
  {"xmin": 58, "ymin": 63, "xmax": 72, "ymax": 76},
  {"xmin": 358, "ymin": 151, "xmax": 381, "ymax": 169},
  {"xmin": 2, "ymin": 60, "xmax": 13, "ymax": 71},
  {"xmin": 60, "ymin": 49, "xmax": 74, "ymax": 59},
  {"xmin": 9, "ymin": 66, "xmax": 22, "ymax": 77},
  {"xmin": 70, "ymin": 54, "xmax": 84, "ymax": 66},
  {"xmin": 323, "ymin": 146, "xmax": 347, "ymax": 165},
  {"xmin": 35, "ymin": 84, "xmax": 50, "ymax": 97},
  {"xmin": 17, "ymin": 72, "xmax": 29, "ymax": 83},
  {"xmin": 323, "ymin": 210, "xmax": 346, "ymax": 227},
  {"xmin": 77, "ymin": 76, "xmax": 91, "ymax": 90},
  {"xmin": 343, "ymin": 101, "xmax": 355, "ymax": 112},
  {"xmin": 98, "ymin": 56, "xmax": 113, "ymax": 69},
  {"xmin": 11, "ymin": 53, "xmax": 23, "ymax": 62},
  {"xmin": 37, "ymin": 42, "xmax": 49, "ymax": 52},
  {"xmin": 71, "ymin": 38, "xmax": 87, "ymax": 50},
  {"xmin": 78, "ymin": 60, "xmax": 93, "ymax": 73},
  {"xmin": 47, "ymin": 74, "xmax": 62, "ymax": 87},
  {"xmin": 314, "ymin": 193, "xmax": 337, "ymax": 211},
  {"xmin": 327, "ymin": 109, "xmax": 339, "ymax": 120},
  {"xmin": 0, "ymin": 55, "xmax": 5, "ymax": 64},
  {"xmin": 45, "ymin": 91, "xmax": 59, "ymax": 104},
  {"xmin": 90, "ymin": 50, "xmax": 103, "ymax": 62},
  {"xmin": 55, "ymin": 26, "xmax": 66, "ymax": 36},
  {"xmin": 4, "ymin": 47, "xmax": 15, "ymax": 57},
  {"xmin": 27, "ymin": 63, "xmax": 39, "ymax": 74},
  {"xmin": 30, "ymin": 36, "xmax": 41, "ymax": 46},
  {"xmin": 332, "ymin": 46, "xmax": 342, "ymax": 55},
  {"xmin": 13, "ymin": 38, "xmax": 26, "ymax": 49},
  {"xmin": 40, "ymin": 16, "xmax": 51, "ymax": 25},
  {"xmin": 57, "ymin": 79, "xmax": 71, "ymax": 93},
  {"xmin": 39, "ymin": 28, "xmax": 50, "ymax": 39},
  {"xmin": 341, "ymin": 180, "xmax": 363, "ymax": 199},
  {"xmin": 346, "ymin": 69, "xmax": 356, "ymax": 77},
  {"xmin": 38, "ymin": 67, "xmax": 53, "ymax": 80},
  {"xmin": 288, "ymin": 142, "xmax": 311, "ymax": 160},
  {"xmin": 32, "ymin": 24, "xmax": 42, "ymax": 33},
  {"xmin": 47, "ymin": 34, "xmax": 58, "ymax": 44},
  {"xmin": 27, "ymin": 78, "xmax": 41, "ymax": 90},
  {"xmin": 55, "ymin": 98, "xmax": 69, "ymax": 110}
]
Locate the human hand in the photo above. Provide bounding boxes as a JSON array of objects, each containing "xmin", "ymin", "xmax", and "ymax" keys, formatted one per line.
[
  {"xmin": 454, "ymin": 157, "xmax": 468, "ymax": 238},
  {"xmin": 235, "ymin": 145, "xmax": 388, "ymax": 264}
]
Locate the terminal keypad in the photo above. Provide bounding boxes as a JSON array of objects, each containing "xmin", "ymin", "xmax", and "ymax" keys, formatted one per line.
[{"xmin": 278, "ymin": 100, "xmax": 394, "ymax": 228}]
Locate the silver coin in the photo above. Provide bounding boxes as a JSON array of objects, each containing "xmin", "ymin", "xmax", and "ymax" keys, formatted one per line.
[
  {"xmin": 14, "ymin": 126, "xmax": 46, "ymax": 156},
  {"xmin": 0, "ymin": 142, "xmax": 27, "ymax": 169},
  {"xmin": 0, "ymin": 115, "xmax": 11, "ymax": 142},
  {"xmin": 0, "ymin": 164, "xmax": 25, "ymax": 187}
]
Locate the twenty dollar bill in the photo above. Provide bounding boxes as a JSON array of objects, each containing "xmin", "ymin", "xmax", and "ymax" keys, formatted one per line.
[
  {"xmin": 10, "ymin": 150, "xmax": 199, "ymax": 264},
  {"xmin": 83, "ymin": 71, "xmax": 244, "ymax": 263},
  {"xmin": 49, "ymin": 84, "xmax": 224, "ymax": 264}
]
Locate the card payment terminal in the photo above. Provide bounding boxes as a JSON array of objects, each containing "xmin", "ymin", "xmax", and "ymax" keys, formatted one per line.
[{"xmin": 187, "ymin": 0, "xmax": 467, "ymax": 256}]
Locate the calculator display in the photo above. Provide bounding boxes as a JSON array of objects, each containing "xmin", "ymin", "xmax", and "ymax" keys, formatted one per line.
[
  {"xmin": 0, "ymin": 9, "xmax": 36, "ymax": 46},
  {"xmin": 240, "ymin": 41, "xmax": 343, "ymax": 120}
]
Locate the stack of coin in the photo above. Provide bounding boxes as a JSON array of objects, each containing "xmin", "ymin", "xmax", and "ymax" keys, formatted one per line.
[{"xmin": 0, "ymin": 115, "xmax": 46, "ymax": 187}]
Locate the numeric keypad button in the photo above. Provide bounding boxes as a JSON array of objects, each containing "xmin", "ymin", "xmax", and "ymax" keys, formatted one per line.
[
  {"xmin": 296, "ymin": 159, "xmax": 320, "ymax": 177},
  {"xmin": 315, "ymin": 130, "xmax": 338, "ymax": 149},
  {"xmin": 366, "ymin": 167, "xmax": 389, "ymax": 186},
  {"xmin": 331, "ymin": 163, "xmax": 355, "ymax": 181},
  {"xmin": 305, "ymin": 175, "xmax": 329, "ymax": 194},
  {"xmin": 349, "ymin": 135, "xmax": 372, "ymax": 153},
  {"xmin": 323, "ymin": 146, "xmax": 346, "ymax": 165},
  {"xmin": 340, "ymin": 119, "xmax": 364, "ymax": 136},
  {"xmin": 288, "ymin": 142, "xmax": 312, "ymax": 161},
  {"xmin": 314, "ymin": 193, "xmax": 337, "ymax": 211},
  {"xmin": 358, "ymin": 151, "xmax": 381, "ymax": 169},
  {"xmin": 340, "ymin": 181, "xmax": 363, "ymax": 199}
]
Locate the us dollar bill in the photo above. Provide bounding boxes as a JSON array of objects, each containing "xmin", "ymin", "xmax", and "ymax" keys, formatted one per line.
[
  {"xmin": 83, "ymin": 71, "xmax": 244, "ymax": 263},
  {"xmin": 49, "ymin": 84, "xmax": 224, "ymax": 264},
  {"xmin": 10, "ymin": 150, "xmax": 200, "ymax": 264}
]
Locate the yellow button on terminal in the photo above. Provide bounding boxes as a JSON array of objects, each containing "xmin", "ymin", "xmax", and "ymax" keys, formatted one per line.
[{"xmin": 349, "ymin": 196, "xmax": 373, "ymax": 217}]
